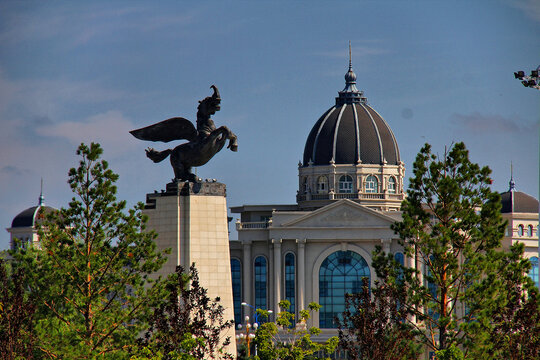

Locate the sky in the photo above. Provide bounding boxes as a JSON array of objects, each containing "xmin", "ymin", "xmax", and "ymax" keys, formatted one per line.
[{"xmin": 1, "ymin": 0, "xmax": 539, "ymax": 249}]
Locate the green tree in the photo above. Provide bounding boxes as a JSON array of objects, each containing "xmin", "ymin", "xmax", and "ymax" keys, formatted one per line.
[
  {"xmin": 0, "ymin": 259, "xmax": 36, "ymax": 359},
  {"xmin": 382, "ymin": 142, "xmax": 535, "ymax": 356},
  {"xmin": 135, "ymin": 264, "xmax": 234, "ymax": 360},
  {"xmin": 253, "ymin": 300, "xmax": 338, "ymax": 360},
  {"xmin": 13, "ymin": 143, "xmax": 167, "ymax": 359},
  {"xmin": 337, "ymin": 275, "xmax": 422, "ymax": 360}
]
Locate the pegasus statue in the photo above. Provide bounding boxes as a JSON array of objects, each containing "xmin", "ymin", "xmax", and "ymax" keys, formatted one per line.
[{"xmin": 130, "ymin": 85, "xmax": 237, "ymax": 182}]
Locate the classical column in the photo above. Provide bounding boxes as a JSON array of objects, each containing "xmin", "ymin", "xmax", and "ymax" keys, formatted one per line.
[
  {"xmin": 381, "ymin": 238, "xmax": 391, "ymax": 254},
  {"xmin": 297, "ymin": 238, "xmax": 306, "ymax": 312},
  {"xmin": 273, "ymin": 238, "xmax": 282, "ymax": 313},
  {"xmin": 242, "ymin": 239, "xmax": 252, "ymax": 305}
]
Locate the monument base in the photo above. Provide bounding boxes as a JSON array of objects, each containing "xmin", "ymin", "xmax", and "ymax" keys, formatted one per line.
[{"xmin": 144, "ymin": 180, "xmax": 236, "ymax": 358}]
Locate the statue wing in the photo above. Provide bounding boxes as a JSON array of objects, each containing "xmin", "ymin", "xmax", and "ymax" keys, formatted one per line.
[{"xmin": 130, "ymin": 117, "xmax": 197, "ymax": 143}]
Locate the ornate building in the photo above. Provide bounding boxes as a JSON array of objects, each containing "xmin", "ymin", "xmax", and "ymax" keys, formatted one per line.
[
  {"xmin": 230, "ymin": 59, "xmax": 409, "ymax": 340},
  {"xmin": 228, "ymin": 58, "xmax": 540, "ymax": 345}
]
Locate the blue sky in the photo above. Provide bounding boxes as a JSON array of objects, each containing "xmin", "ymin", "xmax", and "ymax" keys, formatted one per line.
[{"xmin": 1, "ymin": 0, "xmax": 539, "ymax": 249}]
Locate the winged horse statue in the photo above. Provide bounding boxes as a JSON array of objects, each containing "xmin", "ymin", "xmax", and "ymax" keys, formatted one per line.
[{"xmin": 130, "ymin": 85, "xmax": 237, "ymax": 182}]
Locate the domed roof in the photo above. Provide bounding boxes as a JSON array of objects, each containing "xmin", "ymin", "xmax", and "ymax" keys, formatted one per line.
[
  {"xmin": 303, "ymin": 61, "xmax": 400, "ymax": 166},
  {"xmin": 500, "ymin": 178, "xmax": 539, "ymax": 213},
  {"xmin": 11, "ymin": 191, "xmax": 56, "ymax": 228}
]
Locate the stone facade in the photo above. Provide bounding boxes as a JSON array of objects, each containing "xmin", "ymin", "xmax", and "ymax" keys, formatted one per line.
[{"xmin": 143, "ymin": 181, "xmax": 237, "ymax": 357}]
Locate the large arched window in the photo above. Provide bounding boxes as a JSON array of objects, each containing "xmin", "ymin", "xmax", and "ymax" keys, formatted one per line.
[
  {"xmin": 529, "ymin": 256, "xmax": 539, "ymax": 288},
  {"xmin": 254, "ymin": 256, "xmax": 267, "ymax": 310},
  {"xmin": 365, "ymin": 175, "xmax": 378, "ymax": 193},
  {"xmin": 317, "ymin": 176, "xmax": 328, "ymax": 194},
  {"xmin": 388, "ymin": 176, "xmax": 397, "ymax": 194},
  {"xmin": 527, "ymin": 225, "xmax": 533, "ymax": 237},
  {"xmin": 230, "ymin": 258, "xmax": 242, "ymax": 326},
  {"xmin": 338, "ymin": 175, "xmax": 353, "ymax": 193},
  {"xmin": 319, "ymin": 251, "xmax": 370, "ymax": 328},
  {"xmin": 517, "ymin": 225, "xmax": 524, "ymax": 237},
  {"xmin": 284, "ymin": 253, "xmax": 296, "ymax": 319}
]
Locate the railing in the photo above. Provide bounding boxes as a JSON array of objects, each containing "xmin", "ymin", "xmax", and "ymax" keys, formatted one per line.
[
  {"xmin": 236, "ymin": 221, "xmax": 271, "ymax": 230},
  {"xmin": 298, "ymin": 192, "xmax": 404, "ymax": 202}
]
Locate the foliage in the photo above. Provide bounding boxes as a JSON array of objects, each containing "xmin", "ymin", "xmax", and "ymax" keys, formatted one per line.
[
  {"xmin": 473, "ymin": 243, "xmax": 540, "ymax": 359},
  {"xmin": 337, "ymin": 275, "xmax": 422, "ymax": 360},
  {"xmin": 253, "ymin": 300, "xmax": 338, "ymax": 360},
  {"xmin": 0, "ymin": 259, "xmax": 36, "ymax": 359},
  {"xmin": 12, "ymin": 143, "xmax": 167, "ymax": 359},
  {"xmin": 384, "ymin": 142, "xmax": 536, "ymax": 356},
  {"xmin": 135, "ymin": 264, "xmax": 233, "ymax": 360}
]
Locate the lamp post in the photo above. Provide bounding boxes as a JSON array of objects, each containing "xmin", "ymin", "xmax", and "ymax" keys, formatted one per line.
[
  {"xmin": 513, "ymin": 65, "xmax": 540, "ymax": 289},
  {"xmin": 241, "ymin": 301, "xmax": 273, "ymax": 325},
  {"xmin": 236, "ymin": 315, "xmax": 257, "ymax": 357}
]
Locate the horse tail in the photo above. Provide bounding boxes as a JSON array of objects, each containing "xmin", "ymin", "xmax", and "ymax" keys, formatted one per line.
[{"xmin": 146, "ymin": 148, "xmax": 171, "ymax": 163}]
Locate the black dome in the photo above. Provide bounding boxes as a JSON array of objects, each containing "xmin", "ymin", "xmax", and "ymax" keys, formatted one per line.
[
  {"xmin": 11, "ymin": 205, "xmax": 56, "ymax": 228},
  {"xmin": 303, "ymin": 63, "xmax": 400, "ymax": 166},
  {"xmin": 500, "ymin": 190, "xmax": 539, "ymax": 213}
]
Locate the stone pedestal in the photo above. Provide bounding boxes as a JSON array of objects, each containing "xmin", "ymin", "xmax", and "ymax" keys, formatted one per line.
[{"xmin": 143, "ymin": 181, "xmax": 236, "ymax": 357}]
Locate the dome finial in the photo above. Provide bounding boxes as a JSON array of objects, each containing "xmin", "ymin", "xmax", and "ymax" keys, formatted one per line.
[
  {"xmin": 336, "ymin": 42, "xmax": 367, "ymax": 105},
  {"xmin": 349, "ymin": 40, "xmax": 352, "ymax": 70},
  {"xmin": 38, "ymin": 178, "xmax": 45, "ymax": 206},
  {"xmin": 509, "ymin": 162, "xmax": 516, "ymax": 191}
]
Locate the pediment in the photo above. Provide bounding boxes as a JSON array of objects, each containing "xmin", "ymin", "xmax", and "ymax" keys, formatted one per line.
[{"xmin": 281, "ymin": 199, "xmax": 396, "ymax": 228}]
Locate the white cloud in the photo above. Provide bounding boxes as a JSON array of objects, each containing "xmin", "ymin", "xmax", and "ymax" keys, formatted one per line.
[
  {"xmin": 450, "ymin": 112, "xmax": 538, "ymax": 135},
  {"xmin": 36, "ymin": 110, "xmax": 137, "ymax": 157},
  {"xmin": 511, "ymin": 0, "xmax": 540, "ymax": 22}
]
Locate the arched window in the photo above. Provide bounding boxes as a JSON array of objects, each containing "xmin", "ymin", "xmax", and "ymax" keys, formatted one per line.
[
  {"xmin": 284, "ymin": 253, "xmax": 296, "ymax": 320},
  {"xmin": 527, "ymin": 225, "xmax": 533, "ymax": 237},
  {"xmin": 230, "ymin": 258, "xmax": 242, "ymax": 326},
  {"xmin": 388, "ymin": 177, "xmax": 397, "ymax": 194},
  {"xmin": 394, "ymin": 252, "xmax": 404, "ymax": 266},
  {"xmin": 317, "ymin": 176, "xmax": 328, "ymax": 194},
  {"xmin": 517, "ymin": 225, "xmax": 524, "ymax": 237},
  {"xmin": 338, "ymin": 175, "xmax": 353, "ymax": 193},
  {"xmin": 529, "ymin": 256, "xmax": 539, "ymax": 288},
  {"xmin": 302, "ymin": 177, "xmax": 308, "ymax": 193},
  {"xmin": 319, "ymin": 251, "xmax": 370, "ymax": 328},
  {"xmin": 365, "ymin": 175, "xmax": 378, "ymax": 193},
  {"xmin": 254, "ymin": 256, "xmax": 267, "ymax": 310}
]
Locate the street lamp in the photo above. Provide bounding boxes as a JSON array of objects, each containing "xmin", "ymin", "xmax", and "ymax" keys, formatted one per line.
[
  {"xmin": 236, "ymin": 315, "xmax": 257, "ymax": 357},
  {"xmin": 514, "ymin": 66, "xmax": 540, "ymax": 89},
  {"xmin": 241, "ymin": 301, "xmax": 273, "ymax": 325},
  {"xmin": 513, "ymin": 65, "xmax": 540, "ymax": 290}
]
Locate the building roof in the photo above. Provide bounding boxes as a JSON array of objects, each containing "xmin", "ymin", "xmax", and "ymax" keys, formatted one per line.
[
  {"xmin": 302, "ymin": 60, "xmax": 400, "ymax": 166},
  {"xmin": 11, "ymin": 205, "xmax": 56, "ymax": 228},
  {"xmin": 500, "ymin": 190, "xmax": 539, "ymax": 213}
]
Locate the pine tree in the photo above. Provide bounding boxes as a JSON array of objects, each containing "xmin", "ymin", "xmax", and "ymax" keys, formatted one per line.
[
  {"xmin": 13, "ymin": 143, "xmax": 167, "ymax": 359},
  {"xmin": 135, "ymin": 264, "xmax": 234, "ymax": 360},
  {"xmin": 381, "ymin": 142, "xmax": 535, "ymax": 356},
  {"xmin": 0, "ymin": 259, "xmax": 37, "ymax": 359}
]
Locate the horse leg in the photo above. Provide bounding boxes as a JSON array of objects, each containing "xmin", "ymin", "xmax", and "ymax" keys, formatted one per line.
[{"xmin": 219, "ymin": 126, "xmax": 238, "ymax": 152}]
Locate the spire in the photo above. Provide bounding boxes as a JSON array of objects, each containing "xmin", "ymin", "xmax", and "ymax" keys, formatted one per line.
[
  {"xmin": 38, "ymin": 178, "xmax": 45, "ymax": 206},
  {"xmin": 509, "ymin": 162, "xmax": 516, "ymax": 191},
  {"xmin": 336, "ymin": 41, "xmax": 367, "ymax": 106},
  {"xmin": 349, "ymin": 40, "xmax": 352, "ymax": 70}
]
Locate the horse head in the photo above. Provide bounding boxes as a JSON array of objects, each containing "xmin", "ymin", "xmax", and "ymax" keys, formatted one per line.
[{"xmin": 198, "ymin": 85, "xmax": 221, "ymax": 117}]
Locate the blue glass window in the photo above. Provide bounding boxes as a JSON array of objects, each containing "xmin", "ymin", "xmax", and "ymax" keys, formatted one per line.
[
  {"xmin": 254, "ymin": 256, "xmax": 267, "ymax": 310},
  {"xmin": 365, "ymin": 175, "xmax": 378, "ymax": 193},
  {"xmin": 231, "ymin": 258, "xmax": 242, "ymax": 326},
  {"xmin": 338, "ymin": 175, "xmax": 353, "ymax": 193},
  {"xmin": 425, "ymin": 256, "xmax": 439, "ymax": 319},
  {"xmin": 388, "ymin": 176, "xmax": 397, "ymax": 194},
  {"xmin": 319, "ymin": 251, "xmax": 370, "ymax": 328},
  {"xmin": 528, "ymin": 256, "xmax": 539, "ymax": 288},
  {"xmin": 285, "ymin": 253, "xmax": 296, "ymax": 320}
]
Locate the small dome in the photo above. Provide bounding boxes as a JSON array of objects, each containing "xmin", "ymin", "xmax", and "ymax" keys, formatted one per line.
[
  {"xmin": 11, "ymin": 205, "xmax": 56, "ymax": 228},
  {"xmin": 303, "ymin": 63, "xmax": 400, "ymax": 166}
]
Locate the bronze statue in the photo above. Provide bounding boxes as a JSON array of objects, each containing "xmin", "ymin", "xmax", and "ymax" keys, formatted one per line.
[{"xmin": 130, "ymin": 85, "xmax": 238, "ymax": 182}]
